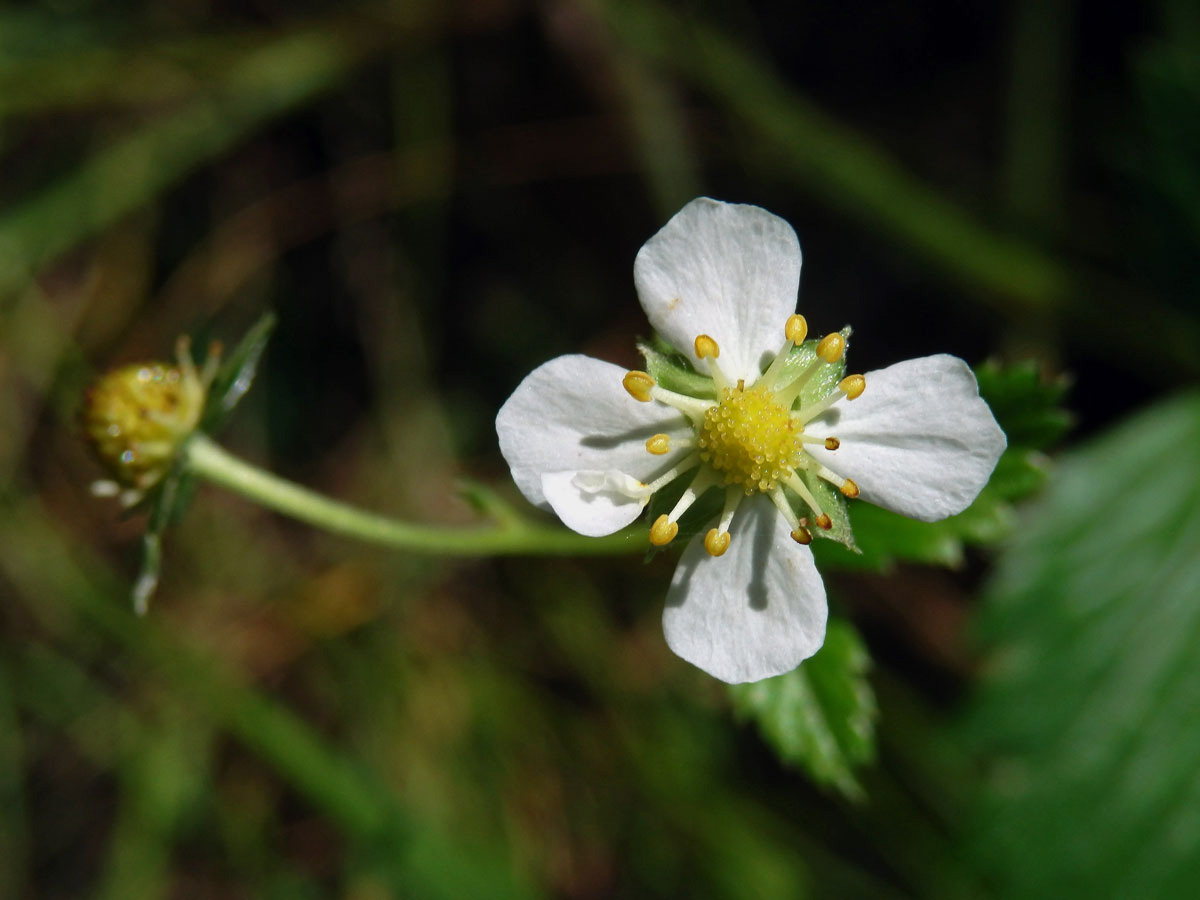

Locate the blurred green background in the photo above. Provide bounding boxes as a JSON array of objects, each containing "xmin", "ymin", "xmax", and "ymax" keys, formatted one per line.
[{"xmin": 3, "ymin": 0, "xmax": 1200, "ymax": 897}]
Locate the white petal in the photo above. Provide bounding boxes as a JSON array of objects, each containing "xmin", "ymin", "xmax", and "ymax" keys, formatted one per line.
[
  {"xmin": 807, "ymin": 354, "xmax": 1006, "ymax": 522},
  {"xmin": 662, "ymin": 495, "xmax": 827, "ymax": 684},
  {"xmin": 496, "ymin": 354, "xmax": 689, "ymax": 507},
  {"xmin": 634, "ymin": 198, "xmax": 802, "ymax": 384},
  {"xmin": 541, "ymin": 471, "xmax": 647, "ymax": 536}
]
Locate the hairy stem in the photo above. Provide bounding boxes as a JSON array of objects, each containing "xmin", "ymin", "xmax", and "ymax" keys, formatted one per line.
[{"xmin": 183, "ymin": 434, "xmax": 643, "ymax": 557}]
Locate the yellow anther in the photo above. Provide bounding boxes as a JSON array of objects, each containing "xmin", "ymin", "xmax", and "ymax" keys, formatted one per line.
[
  {"xmin": 824, "ymin": 437, "xmax": 841, "ymax": 451},
  {"xmin": 645, "ymin": 433, "xmax": 671, "ymax": 455},
  {"xmin": 785, "ymin": 314, "xmax": 808, "ymax": 344},
  {"xmin": 623, "ymin": 370, "xmax": 655, "ymax": 402},
  {"xmin": 790, "ymin": 527, "xmax": 813, "ymax": 545},
  {"xmin": 649, "ymin": 514, "xmax": 679, "ymax": 546},
  {"xmin": 816, "ymin": 333, "xmax": 845, "ymax": 364},
  {"xmin": 839, "ymin": 374, "xmax": 865, "ymax": 400},
  {"xmin": 704, "ymin": 528, "xmax": 731, "ymax": 557},
  {"xmin": 694, "ymin": 334, "xmax": 720, "ymax": 360},
  {"xmin": 814, "ymin": 513, "xmax": 833, "ymax": 530},
  {"xmin": 840, "ymin": 478, "xmax": 859, "ymax": 499}
]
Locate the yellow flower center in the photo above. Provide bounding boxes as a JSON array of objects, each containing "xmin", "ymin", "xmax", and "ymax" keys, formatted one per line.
[
  {"xmin": 617, "ymin": 318, "xmax": 867, "ymax": 555},
  {"xmin": 698, "ymin": 381, "xmax": 803, "ymax": 494}
]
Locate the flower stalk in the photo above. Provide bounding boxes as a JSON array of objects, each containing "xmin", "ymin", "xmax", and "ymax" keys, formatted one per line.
[{"xmin": 183, "ymin": 433, "xmax": 643, "ymax": 557}]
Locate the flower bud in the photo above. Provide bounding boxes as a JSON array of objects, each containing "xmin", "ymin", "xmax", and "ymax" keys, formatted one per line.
[{"xmin": 83, "ymin": 338, "xmax": 212, "ymax": 502}]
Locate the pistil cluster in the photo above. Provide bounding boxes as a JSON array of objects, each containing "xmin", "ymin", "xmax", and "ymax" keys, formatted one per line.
[
  {"xmin": 699, "ymin": 381, "xmax": 804, "ymax": 494},
  {"xmin": 621, "ymin": 314, "xmax": 862, "ymax": 557},
  {"xmin": 83, "ymin": 337, "xmax": 218, "ymax": 506}
]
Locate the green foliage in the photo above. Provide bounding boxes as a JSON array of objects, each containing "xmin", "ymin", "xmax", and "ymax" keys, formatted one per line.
[
  {"xmin": 973, "ymin": 359, "xmax": 1072, "ymax": 450},
  {"xmin": 959, "ymin": 392, "xmax": 1200, "ymax": 897},
  {"xmin": 729, "ymin": 621, "xmax": 876, "ymax": 800}
]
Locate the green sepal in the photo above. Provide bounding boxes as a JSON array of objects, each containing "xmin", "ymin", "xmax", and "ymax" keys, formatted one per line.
[
  {"xmin": 728, "ymin": 619, "xmax": 877, "ymax": 800},
  {"xmin": 130, "ymin": 466, "xmax": 184, "ymax": 614},
  {"xmin": 199, "ymin": 311, "xmax": 277, "ymax": 435},
  {"xmin": 798, "ymin": 469, "xmax": 857, "ymax": 551},
  {"xmin": 775, "ymin": 325, "xmax": 852, "ymax": 408},
  {"xmin": 637, "ymin": 338, "xmax": 715, "ymax": 399}
]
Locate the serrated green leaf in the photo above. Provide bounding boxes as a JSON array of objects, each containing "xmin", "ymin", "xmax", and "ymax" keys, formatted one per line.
[
  {"xmin": 199, "ymin": 311, "xmax": 276, "ymax": 435},
  {"xmin": 974, "ymin": 358, "xmax": 1072, "ymax": 449},
  {"xmin": 958, "ymin": 391, "xmax": 1200, "ymax": 898},
  {"xmin": 729, "ymin": 619, "xmax": 876, "ymax": 799}
]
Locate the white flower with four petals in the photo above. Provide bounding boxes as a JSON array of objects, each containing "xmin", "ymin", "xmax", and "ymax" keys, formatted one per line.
[{"xmin": 497, "ymin": 198, "xmax": 1006, "ymax": 683}]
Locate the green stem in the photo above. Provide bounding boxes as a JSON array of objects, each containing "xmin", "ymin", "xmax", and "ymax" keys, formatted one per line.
[{"xmin": 183, "ymin": 434, "xmax": 644, "ymax": 557}]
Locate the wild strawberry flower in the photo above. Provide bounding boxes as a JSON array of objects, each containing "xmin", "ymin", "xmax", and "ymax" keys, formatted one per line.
[{"xmin": 496, "ymin": 198, "xmax": 1006, "ymax": 683}]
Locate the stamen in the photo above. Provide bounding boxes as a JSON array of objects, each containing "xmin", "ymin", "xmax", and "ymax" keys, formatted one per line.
[
  {"xmin": 200, "ymin": 340, "xmax": 223, "ymax": 386},
  {"xmin": 816, "ymin": 333, "xmax": 845, "ymax": 364},
  {"xmin": 784, "ymin": 471, "xmax": 827, "ymax": 524},
  {"xmin": 796, "ymin": 384, "xmax": 851, "ymax": 425},
  {"xmin": 649, "ymin": 514, "xmax": 678, "ymax": 546},
  {"xmin": 641, "ymin": 452, "xmax": 702, "ymax": 495},
  {"xmin": 694, "ymin": 334, "xmax": 729, "ymax": 391},
  {"xmin": 623, "ymin": 370, "xmax": 655, "ymax": 402},
  {"xmin": 176, "ymin": 336, "xmax": 196, "ymax": 381},
  {"xmin": 839, "ymin": 374, "xmax": 866, "ymax": 400},
  {"xmin": 716, "ymin": 485, "xmax": 742, "ymax": 535},
  {"xmin": 791, "ymin": 526, "xmax": 813, "ymax": 545},
  {"xmin": 704, "ymin": 529, "xmax": 731, "ymax": 557},
  {"xmin": 814, "ymin": 513, "xmax": 833, "ymax": 530},
  {"xmin": 665, "ymin": 468, "xmax": 718, "ymax": 524},
  {"xmin": 784, "ymin": 314, "xmax": 808, "ymax": 344},
  {"xmin": 649, "ymin": 385, "xmax": 713, "ymax": 422},
  {"xmin": 774, "ymin": 357, "xmax": 826, "ymax": 407},
  {"xmin": 769, "ymin": 487, "xmax": 802, "ymax": 531},
  {"xmin": 761, "ymin": 314, "xmax": 809, "ymax": 389},
  {"xmin": 704, "ymin": 486, "xmax": 744, "ymax": 557},
  {"xmin": 645, "ymin": 433, "xmax": 671, "ymax": 455},
  {"xmin": 798, "ymin": 434, "xmax": 840, "ymax": 450},
  {"xmin": 694, "ymin": 334, "xmax": 720, "ymax": 359},
  {"xmin": 811, "ymin": 464, "xmax": 861, "ymax": 501}
]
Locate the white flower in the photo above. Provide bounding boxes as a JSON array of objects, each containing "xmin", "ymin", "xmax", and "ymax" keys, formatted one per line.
[{"xmin": 496, "ymin": 198, "xmax": 1006, "ymax": 684}]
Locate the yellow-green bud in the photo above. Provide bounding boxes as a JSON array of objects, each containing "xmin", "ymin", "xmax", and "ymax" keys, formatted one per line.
[{"xmin": 83, "ymin": 338, "xmax": 212, "ymax": 500}]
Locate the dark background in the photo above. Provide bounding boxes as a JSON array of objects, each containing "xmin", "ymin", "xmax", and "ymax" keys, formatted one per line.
[{"xmin": 2, "ymin": 0, "xmax": 1198, "ymax": 897}]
